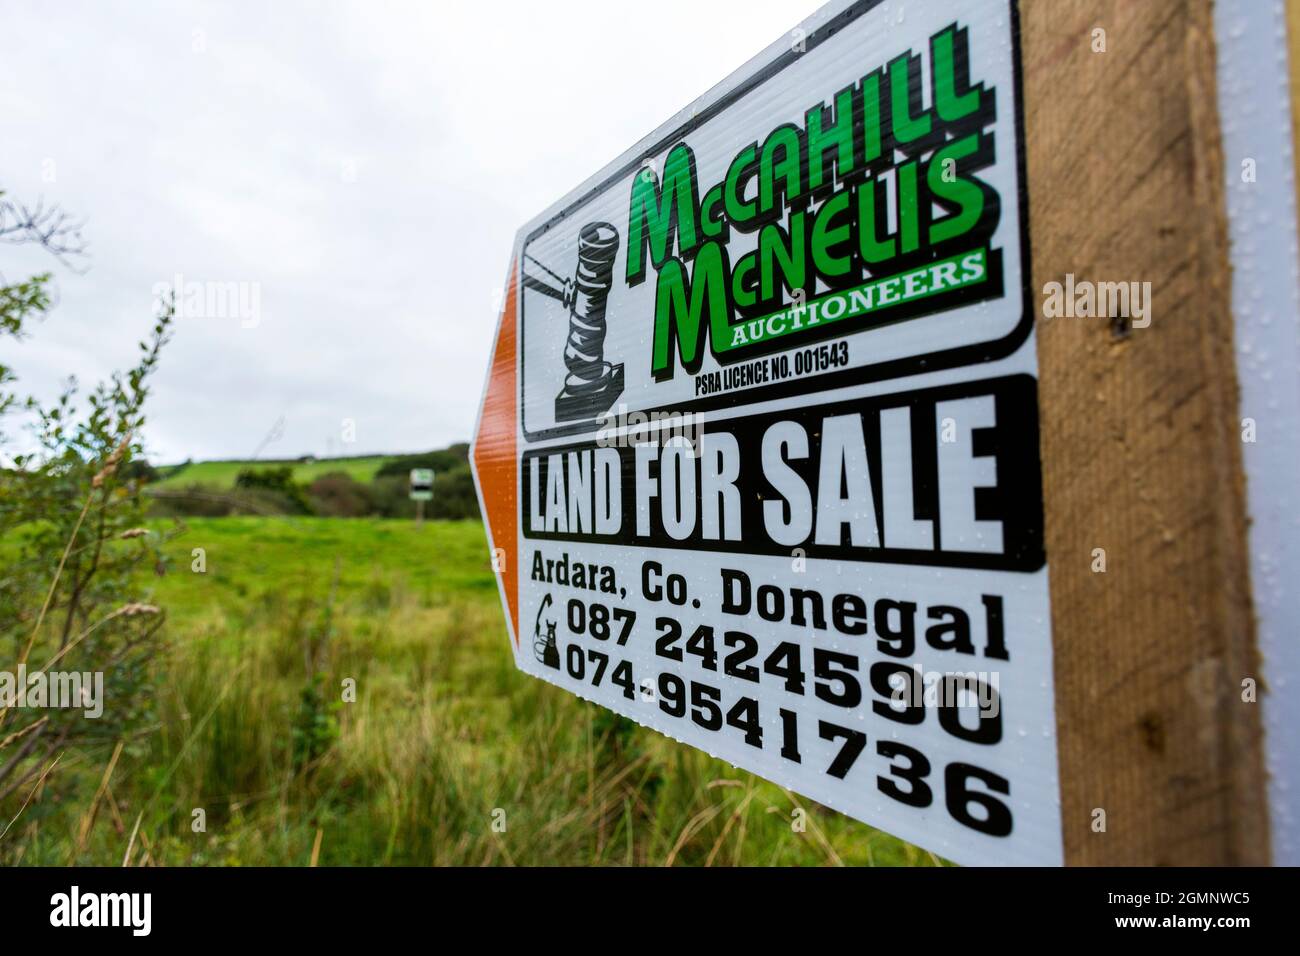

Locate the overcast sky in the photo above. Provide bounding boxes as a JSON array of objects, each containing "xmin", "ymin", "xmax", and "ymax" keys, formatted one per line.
[{"xmin": 2, "ymin": 0, "xmax": 801, "ymax": 463}]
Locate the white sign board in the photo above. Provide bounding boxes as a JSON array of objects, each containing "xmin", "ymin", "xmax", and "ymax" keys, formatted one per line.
[
  {"xmin": 409, "ymin": 468, "xmax": 434, "ymax": 502},
  {"xmin": 473, "ymin": 0, "xmax": 1061, "ymax": 865},
  {"xmin": 1216, "ymin": 0, "xmax": 1300, "ymax": 866}
]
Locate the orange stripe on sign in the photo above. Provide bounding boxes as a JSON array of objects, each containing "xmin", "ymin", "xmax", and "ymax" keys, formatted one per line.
[{"xmin": 473, "ymin": 260, "xmax": 520, "ymax": 644}]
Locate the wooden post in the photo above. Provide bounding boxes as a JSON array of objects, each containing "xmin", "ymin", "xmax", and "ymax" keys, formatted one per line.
[{"xmin": 1022, "ymin": 0, "xmax": 1271, "ymax": 864}]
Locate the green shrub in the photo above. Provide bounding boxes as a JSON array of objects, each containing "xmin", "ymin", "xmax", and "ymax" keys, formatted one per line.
[
  {"xmin": 425, "ymin": 466, "xmax": 480, "ymax": 520},
  {"xmin": 147, "ymin": 482, "xmax": 305, "ymax": 517},
  {"xmin": 307, "ymin": 472, "xmax": 374, "ymax": 518},
  {"xmin": 367, "ymin": 474, "xmax": 415, "ymax": 518},
  {"xmin": 373, "ymin": 443, "xmax": 469, "ymax": 480},
  {"xmin": 0, "ymin": 187, "xmax": 172, "ymax": 818},
  {"xmin": 234, "ymin": 466, "xmax": 312, "ymax": 513},
  {"xmin": 291, "ymin": 673, "xmax": 340, "ymax": 769}
]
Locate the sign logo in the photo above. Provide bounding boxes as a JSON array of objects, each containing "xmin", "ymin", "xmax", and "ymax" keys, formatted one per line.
[
  {"xmin": 522, "ymin": 223, "xmax": 625, "ymax": 422},
  {"xmin": 517, "ymin": 1, "xmax": 1030, "ymax": 443},
  {"xmin": 631, "ymin": 22, "xmax": 1001, "ymax": 380}
]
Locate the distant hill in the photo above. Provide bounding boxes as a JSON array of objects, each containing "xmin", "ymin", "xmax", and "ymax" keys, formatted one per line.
[
  {"xmin": 147, "ymin": 445, "xmax": 478, "ymax": 520},
  {"xmin": 153, "ymin": 455, "xmax": 393, "ymax": 489}
]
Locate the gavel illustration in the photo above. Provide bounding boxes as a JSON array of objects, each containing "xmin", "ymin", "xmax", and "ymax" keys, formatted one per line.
[{"xmin": 523, "ymin": 221, "xmax": 625, "ymax": 423}]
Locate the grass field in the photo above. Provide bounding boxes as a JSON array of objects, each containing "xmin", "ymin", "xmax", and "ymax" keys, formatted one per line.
[
  {"xmin": 152, "ymin": 455, "xmax": 393, "ymax": 489},
  {"xmin": 12, "ymin": 516, "xmax": 939, "ymax": 866}
]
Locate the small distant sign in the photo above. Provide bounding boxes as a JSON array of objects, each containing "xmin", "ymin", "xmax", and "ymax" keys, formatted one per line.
[{"xmin": 409, "ymin": 468, "xmax": 434, "ymax": 501}]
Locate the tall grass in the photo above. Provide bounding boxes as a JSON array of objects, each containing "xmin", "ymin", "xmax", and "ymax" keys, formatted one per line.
[{"xmin": 6, "ymin": 517, "xmax": 941, "ymax": 866}]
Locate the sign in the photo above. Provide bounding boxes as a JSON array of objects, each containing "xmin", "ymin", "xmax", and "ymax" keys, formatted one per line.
[
  {"xmin": 473, "ymin": 0, "xmax": 1061, "ymax": 865},
  {"xmin": 409, "ymin": 468, "xmax": 434, "ymax": 502},
  {"xmin": 1216, "ymin": 0, "xmax": 1300, "ymax": 865}
]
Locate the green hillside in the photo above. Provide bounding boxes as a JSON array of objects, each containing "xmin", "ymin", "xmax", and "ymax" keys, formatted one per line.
[{"xmin": 154, "ymin": 455, "xmax": 393, "ymax": 489}]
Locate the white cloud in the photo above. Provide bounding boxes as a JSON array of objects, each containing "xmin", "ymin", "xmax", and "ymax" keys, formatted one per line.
[{"xmin": 2, "ymin": 0, "xmax": 803, "ymax": 462}]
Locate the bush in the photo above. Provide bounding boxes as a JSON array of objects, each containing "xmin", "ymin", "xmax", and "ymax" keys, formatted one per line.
[
  {"xmin": 368, "ymin": 474, "xmax": 416, "ymax": 519},
  {"xmin": 366, "ymin": 464, "xmax": 480, "ymax": 520},
  {"xmin": 146, "ymin": 482, "xmax": 305, "ymax": 517},
  {"xmin": 234, "ymin": 466, "xmax": 312, "ymax": 513},
  {"xmin": 0, "ymin": 186, "xmax": 171, "ymax": 815},
  {"xmin": 307, "ymin": 471, "xmax": 374, "ymax": 518},
  {"xmin": 149, "ymin": 450, "xmax": 482, "ymax": 520},
  {"xmin": 121, "ymin": 458, "xmax": 160, "ymax": 484},
  {"xmin": 374, "ymin": 442, "xmax": 469, "ymax": 480},
  {"xmin": 426, "ymin": 465, "xmax": 480, "ymax": 520}
]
